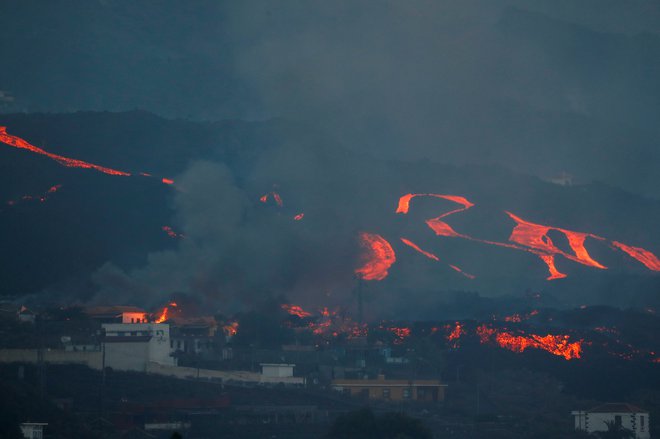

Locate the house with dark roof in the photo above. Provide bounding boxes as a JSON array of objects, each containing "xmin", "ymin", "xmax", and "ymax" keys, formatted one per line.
[{"xmin": 572, "ymin": 403, "xmax": 649, "ymax": 438}]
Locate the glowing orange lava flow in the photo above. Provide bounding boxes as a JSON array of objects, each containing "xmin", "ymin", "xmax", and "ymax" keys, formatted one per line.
[
  {"xmin": 477, "ymin": 324, "xmax": 582, "ymax": 360},
  {"xmin": 0, "ymin": 126, "xmax": 131, "ymax": 176},
  {"xmin": 293, "ymin": 213, "xmax": 304, "ymax": 221},
  {"xmin": 355, "ymin": 232, "xmax": 396, "ymax": 281},
  {"xmin": 395, "ymin": 192, "xmax": 644, "ymax": 280},
  {"xmin": 396, "ymin": 193, "xmax": 474, "ymax": 215},
  {"xmin": 400, "ymin": 238, "xmax": 439, "ymax": 261},
  {"xmin": 506, "ymin": 212, "xmax": 606, "ymax": 268},
  {"xmin": 400, "ymin": 237, "xmax": 476, "ymax": 278},
  {"xmin": 281, "ymin": 304, "xmax": 312, "ymax": 318},
  {"xmin": 449, "ymin": 265, "xmax": 476, "ymax": 279},
  {"xmin": 154, "ymin": 302, "xmax": 178, "ymax": 323},
  {"xmin": 612, "ymin": 241, "xmax": 660, "ymax": 271}
]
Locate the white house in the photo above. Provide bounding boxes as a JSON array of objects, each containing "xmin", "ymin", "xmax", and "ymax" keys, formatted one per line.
[
  {"xmin": 572, "ymin": 403, "xmax": 650, "ymax": 439},
  {"xmin": 102, "ymin": 323, "xmax": 177, "ymax": 372},
  {"xmin": 261, "ymin": 363, "xmax": 295, "ymax": 378},
  {"xmin": 20, "ymin": 423, "xmax": 47, "ymax": 439}
]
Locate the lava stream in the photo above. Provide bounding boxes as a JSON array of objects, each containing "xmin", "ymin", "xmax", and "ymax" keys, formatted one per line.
[
  {"xmin": 400, "ymin": 237, "xmax": 476, "ymax": 279},
  {"xmin": 400, "ymin": 237, "xmax": 440, "ymax": 261},
  {"xmin": 0, "ymin": 127, "xmax": 176, "ymax": 185},
  {"xmin": 449, "ymin": 264, "xmax": 476, "ymax": 279},
  {"xmin": 505, "ymin": 212, "xmax": 606, "ymax": 269},
  {"xmin": 396, "ymin": 193, "xmax": 474, "ymax": 216},
  {"xmin": 0, "ymin": 126, "xmax": 130, "ymax": 176},
  {"xmin": 293, "ymin": 213, "xmax": 304, "ymax": 221},
  {"xmin": 611, "ymin": 241, "xmax": 660, "ymax": 271},
  {"xmin": 355, "ymin": 232, "xmax": 396, "ymax": 281}
]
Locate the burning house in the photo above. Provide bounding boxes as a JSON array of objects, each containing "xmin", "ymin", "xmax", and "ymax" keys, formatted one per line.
[{"xmin": 86, "ymin": 306, "xmax": 148, "ymax": 324}]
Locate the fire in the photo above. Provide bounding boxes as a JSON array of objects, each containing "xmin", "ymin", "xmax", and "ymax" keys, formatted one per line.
[
  {"xmin": 477, "ymin": 324, "xmax": 582, "ymax": 360},
  {"xmin": 154, "ymin": 302, "xmax": 178, "ymax": 324},
  {"xmin": 446, "ymin": 322, "xmax": 465, "ymax": 347},
  {"xmin": 223, "ymin": 321, "xmax": 239, "ymax": 337},
  {"xmin": 281, "ymin": 304, "xmax": 312, "ymax": 318},
  {"xmin": 355, "ymin": 232, "xmax": 396, "ymax": 281},
  {"xmin": 387, "ymin": 326, "xmax": 411, "ymax": 344},
  {"xmin": 611, "ymin": 241, "xmax": 660, "ymax": 271},
  {"xmin": 161, "ymin": 178, "xmax": 174, "ymax": 185},
  {"xmin": 0, "ymin": 126, "xmax": 130, "ymax": 176},
  {"xmin": 162, "ymin": 226, "xmax": 184, "ymax": 239},
  {"xmin": 293, "ymin": 213, "xmax": 304, "ymax": 221}
]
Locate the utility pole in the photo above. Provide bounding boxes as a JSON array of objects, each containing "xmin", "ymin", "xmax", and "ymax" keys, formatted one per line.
[
  {"xmin": 100, "ymin": 328, "xmax": 106, "ymax": 418},
  {"xmin": 356, "ymin": 278, "xmax": 364, "ymax": 324}
]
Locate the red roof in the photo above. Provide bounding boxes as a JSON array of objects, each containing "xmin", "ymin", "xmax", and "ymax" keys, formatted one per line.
[{"xmin": 588, "ymin": 403, "xmax": 646, "ymax": 413}]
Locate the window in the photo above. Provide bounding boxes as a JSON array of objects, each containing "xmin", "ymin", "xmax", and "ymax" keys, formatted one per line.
[
  {"xmin": 640, "ymin": 415, "xmax": 645, "ymax": 431},
  {"xmin": 382, "ymin": 388, "xmax": 391, "ymax": 399},
  {"xmin": 402, "ymin": 388, "xmax": 412, "ymax": 399},
  {"xmin": 614, "ymin": 415, "xmax": 622, "ymax": 426}
]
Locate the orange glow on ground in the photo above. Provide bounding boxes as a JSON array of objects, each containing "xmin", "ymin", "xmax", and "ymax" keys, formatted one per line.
[
  {"xmin": 293, "ymin": 213, "xmax": 304, "ymax": 221},
  {"xmin": 355, "ymin": 232, "xmax": 396, "ymax": 281},
  {"xmin": 161, "ymin": 178, "xmax": 174, "ymax": 185}
]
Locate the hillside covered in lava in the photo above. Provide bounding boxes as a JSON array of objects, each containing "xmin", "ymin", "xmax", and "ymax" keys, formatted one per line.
[{"xmin": 0, "ymin": 111, "xmax": 659, "ymax": 314}]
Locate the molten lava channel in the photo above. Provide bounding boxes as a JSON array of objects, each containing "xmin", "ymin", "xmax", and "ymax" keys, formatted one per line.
[
  {"xmin": 396, "ymin": 192, "xmax": 659, "ymax": 280},
  {"xmin": 0, "ymin": 127, "xmax": 174, "ymax": 184}
]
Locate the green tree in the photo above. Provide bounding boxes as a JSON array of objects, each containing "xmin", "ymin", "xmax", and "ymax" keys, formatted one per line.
[{"xmin": 593, "ymin": 420, "xmax": 636, "ymax": 439}]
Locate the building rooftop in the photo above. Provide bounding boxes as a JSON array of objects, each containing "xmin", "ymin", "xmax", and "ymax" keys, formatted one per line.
[{"xmin": 586, "ymin": 403, "xmax": 646, "ymax": 413}]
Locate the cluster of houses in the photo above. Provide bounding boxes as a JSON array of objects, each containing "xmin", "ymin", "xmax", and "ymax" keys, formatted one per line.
[{"xmin": 0, "ymin": 303, "xmax": 653, "ymax": 438}]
